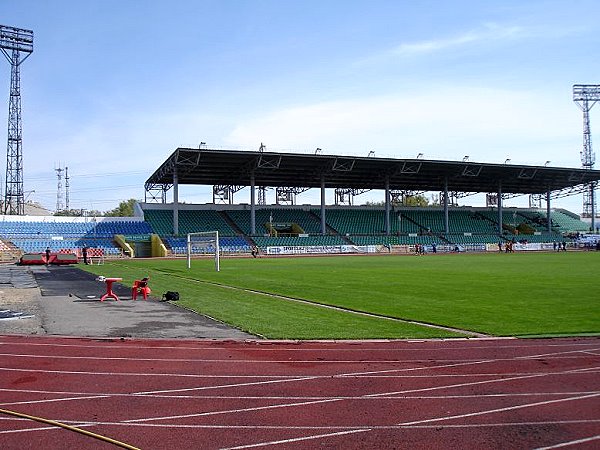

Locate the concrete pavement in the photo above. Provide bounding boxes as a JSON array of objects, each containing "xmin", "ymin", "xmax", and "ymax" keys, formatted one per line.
[{"xmin": 0, "ymin": 264, "xmax": 254, "ymax": 340}]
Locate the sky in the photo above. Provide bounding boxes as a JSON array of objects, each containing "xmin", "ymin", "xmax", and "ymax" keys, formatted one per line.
[{"xmin": 1, "ymin": 0, "xmax": 599, "ymax": 214}]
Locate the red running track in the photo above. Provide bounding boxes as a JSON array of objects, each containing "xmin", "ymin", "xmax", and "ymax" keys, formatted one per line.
[{"xmin": 0, "ymin": 335, "xmax": 599, "ymax": 449}]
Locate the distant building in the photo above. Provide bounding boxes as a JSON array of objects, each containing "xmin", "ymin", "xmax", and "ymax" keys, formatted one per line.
[{"xmin": 23, "ymin": 201, "xmax": 52, "ymax": 216}]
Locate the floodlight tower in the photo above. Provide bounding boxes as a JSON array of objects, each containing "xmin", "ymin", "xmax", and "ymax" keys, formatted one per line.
[
  {"xmin": 0, "ymin": 25, "xmax": 33, "ymax": 215},
  {"xmin": 573, "ymin": 84, "xmax": 600, "ymax": 227}
]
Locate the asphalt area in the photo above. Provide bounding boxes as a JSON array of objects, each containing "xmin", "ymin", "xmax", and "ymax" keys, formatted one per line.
[
  {"xmin": 0, "ymin": 264, "xmax": 599, "ymax": 449},
  {"xmin": 0, "ymin": 264, "xmax": 252, "ymax": 339}
]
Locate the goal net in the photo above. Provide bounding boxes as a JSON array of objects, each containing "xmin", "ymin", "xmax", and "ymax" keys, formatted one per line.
[{"xmin": 187, "ymin": 231, "xmax": 220, "ymax": 271}]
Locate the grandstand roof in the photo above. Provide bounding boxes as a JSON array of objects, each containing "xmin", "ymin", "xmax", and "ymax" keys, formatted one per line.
[{"xmin": 145, "ymin": 148, "xmax": 600, "ymax": 195}]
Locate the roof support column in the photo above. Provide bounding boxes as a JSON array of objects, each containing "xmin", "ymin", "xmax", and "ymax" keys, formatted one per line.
[
  {"xmin": 546, "ymin": 189, "xmax": 552, "ymax": 233},
  {"xmin": 173, "ymin": 167, "xmax": 179, "ymax": 236},
  {"xmin": 591, "ymin": 183, "xmax": 596, "ymax": 232},
  {"xmin": 497, "ymin": 182, "xmax": 503, "ymax": 234},
  {"xmin": 443, "ymin": 177, "xmax": 449, "ymax": 235},
  {"xmin": 250, "ymin": 171, "xmax": 256, "ymax": 235},
  {"xmin": 320, "ymin": 175, "xmax": 326, "ymax": 235},
  {"xmin": 384, "ymin": 177, "xmax": 390, "ymax": 235}
]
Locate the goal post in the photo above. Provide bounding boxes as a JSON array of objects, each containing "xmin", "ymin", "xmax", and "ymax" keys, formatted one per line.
[{"xmin": 187, "ymin": 231, "xmax": 220, "ymax": 271}]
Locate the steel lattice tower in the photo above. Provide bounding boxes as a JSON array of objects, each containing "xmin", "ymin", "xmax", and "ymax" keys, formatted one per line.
[
  {"xmin": 573, "ymin": 85, "xmax": 600, "ymax": 224},
  {"xmin": 65, "ymin": 166, "xmax": 69, "ymax": 210},
  {"xmin": 0, "ymin": 25, "xmax": 33, "ymax": 215},
  {"xmin": 55, "ymin": 167, "xmax": 64, "ymax": 212}
]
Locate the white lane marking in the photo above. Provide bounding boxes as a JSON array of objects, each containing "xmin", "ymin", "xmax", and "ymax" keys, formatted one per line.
[
  {"xmin": 364, "ymin": 365, "xmax": 600, "ymax": 398},
  {"xmin": 1, "ymin": 366, "xmax": 598, "ymax": 387},
  {"xmin": 3, "ymin": 367, "xmax": 598, "ymax": 442},
  {"xmin": 0, "ymin": 368, "xmax": 308, "ymax": 379},
  {"xmin": 516, "ymin": 347, "xmax": 600, "ymax": 360},
  {"xmin": 3, "ymin": 364, "xmax": 590, "ymax": 432},
  {"xmin": 2, "ymin": 387, "xmax": 599, "ymax": 405},
  {"xmin": 216, "ymin": 392, "xmax": 600, "ymax": 449},
  {"xmin": 127, "ymin": 359, "xmax": 512, "ymax": 396},
  {"xmin": 221, "ymin": 429, "xmax": 369, "ymax": 450},
  {"xmin": 1, "ymin": 340, "xmax": 598, "ymax": 444},
  {"xmin": 1, "ymin": 348, "xmax": 598, "ymax": 363},
  {"xmin": 534, "ymin": 434, "xmax": 600, "ymax": 449},
  {"xmin": 0, "ymin": 358, "xmax": 503, "ymax": 390},
  {"xmin": 398, "ymin": 392, "xmax": 600, "ymax": 426},
  {"xmin": 66, "ymin": 366, "xmax": 600, "ymax": 427},
  {"xmin": 3, "ymin": 418, "xmax": 600, "ymax": 431},
  {"xmin": 4, "ymin": 340, "xmax": 599, "ymax": 353},
  {"xmin": 1, "ymin": 357, "xmax": 598, "ymax": 409},
  {"xmin": 120, "ymin": 398, "xmax": 344, "ymax": 424}
]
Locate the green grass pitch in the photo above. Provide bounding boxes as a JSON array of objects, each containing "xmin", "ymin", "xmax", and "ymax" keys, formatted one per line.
[{"xmin": 81, "ymin": 251, "xmax": 600, "ymax": 339}]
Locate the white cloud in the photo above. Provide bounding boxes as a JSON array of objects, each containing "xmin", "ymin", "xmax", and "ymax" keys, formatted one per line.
[
  {"xmin": 359, "ymin": 21, "xmax": 584, "ymax": 64},
  {"xmin": 224, "ymin": 86, "xmax": 582, "ymax": 166},
  {"xmin": 390, "ymin": 23, "xmax": 524, "ymax": 57}
]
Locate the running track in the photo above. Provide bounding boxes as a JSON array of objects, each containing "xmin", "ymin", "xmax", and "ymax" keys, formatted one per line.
[{"xmin": 0, "ymin": 335, "xmax": 599, "ymax": 449}]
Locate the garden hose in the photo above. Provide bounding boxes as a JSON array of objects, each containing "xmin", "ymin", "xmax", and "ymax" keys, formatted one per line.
[{"xmin": 0, "ymin": 408, "xmax": 140, "ymax": 449}]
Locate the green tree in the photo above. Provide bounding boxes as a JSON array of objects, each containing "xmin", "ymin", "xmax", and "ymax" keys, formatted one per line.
[
  {"xmin": 105, "ymin": 199, "xmax": 138, "ymax": 217},
  {"xmin": 54, "ymin": 209, "xmax": 83, "ymax": 217},
  {"xmin": 365, "ymin": 194, "xmax": 430, "ymax": 207},
  {"xmin": 403, "ymin": 194, "xmax": 430, "ymax": 207},
  {"xmin": 54, "ymin": 208, "xmax": 102, "ymax": 217}
]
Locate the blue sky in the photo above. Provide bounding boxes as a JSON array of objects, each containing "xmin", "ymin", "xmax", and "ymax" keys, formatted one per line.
[{"xmin": 2, "ymin": 0, "xmax": 599, "ymax": 214}]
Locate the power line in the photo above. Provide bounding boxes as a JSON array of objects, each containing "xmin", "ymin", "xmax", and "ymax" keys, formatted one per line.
[{"xmin": 27, "ymin": 169, "xmax": 149, "ymax": 182}]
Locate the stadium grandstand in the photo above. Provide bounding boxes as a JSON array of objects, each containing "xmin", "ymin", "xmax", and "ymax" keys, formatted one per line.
[
  {"xmin": 0, "ymin": 200, "xmax": 597, "ymax": 261},
  {"xmin": 2, "ymin": 148, "xmax": 600, "ymax": 261}
]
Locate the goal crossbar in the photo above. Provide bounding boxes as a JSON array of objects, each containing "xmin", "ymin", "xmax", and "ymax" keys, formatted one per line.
[{"xmin": 187, "ymin": 231, "xmax": 220, "ymax": 271}]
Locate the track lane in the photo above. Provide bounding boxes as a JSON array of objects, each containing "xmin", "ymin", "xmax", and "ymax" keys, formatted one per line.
[{"xmin": 1, "ymin": 335, "xmax": 598, "ymax": 449}]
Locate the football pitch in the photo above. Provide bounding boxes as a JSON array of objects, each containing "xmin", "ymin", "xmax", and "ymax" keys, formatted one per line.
[{"xmin": 81, "ymin": 251, "xmax": 599, "ymax": 339}]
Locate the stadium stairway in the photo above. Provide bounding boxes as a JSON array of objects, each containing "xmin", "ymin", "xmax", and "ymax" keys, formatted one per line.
[
  {"xmin": 399, "ymin": 212, "xmax": 428, "ymax": 234},
  {"xmin": 219, "ymin": 211, "xmax": 250, "ymax": 237},
  {"xmin": 0, "ymin": 238, "xmax": 21, "ymax": 262},
  {"xmin": 306, "ymin": 210, "xmax": 353, "ymax": 243}
]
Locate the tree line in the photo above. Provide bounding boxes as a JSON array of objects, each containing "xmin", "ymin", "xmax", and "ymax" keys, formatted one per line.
[{"xmin": 54, "ymin": 199, "xmax": 138, "ymax": 217}]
